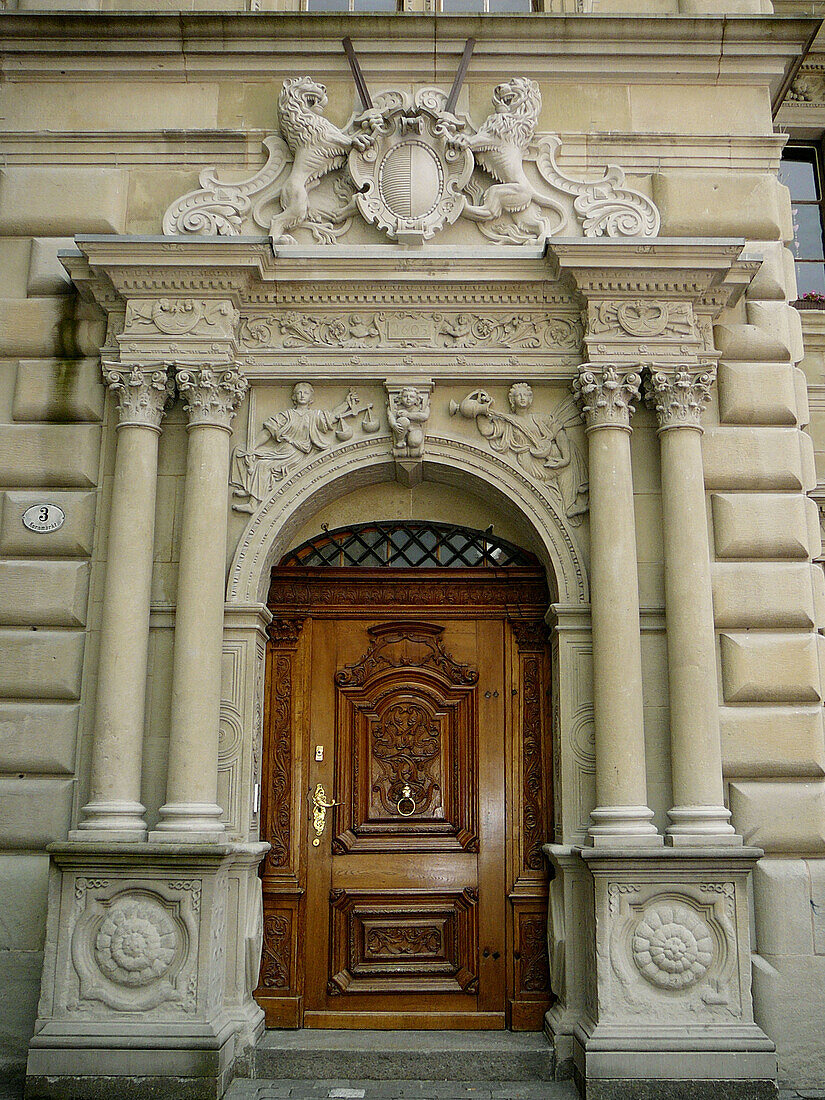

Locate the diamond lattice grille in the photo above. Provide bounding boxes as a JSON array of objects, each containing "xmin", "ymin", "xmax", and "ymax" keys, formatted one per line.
[{"xmin": 280, "ymin": 522, "xmax": 537, "ymax": 569}]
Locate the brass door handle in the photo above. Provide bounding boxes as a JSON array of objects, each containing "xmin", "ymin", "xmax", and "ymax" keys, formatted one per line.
[{"xmin": 311, "ymin": 783, "xmax": 340, "ymax": 847}]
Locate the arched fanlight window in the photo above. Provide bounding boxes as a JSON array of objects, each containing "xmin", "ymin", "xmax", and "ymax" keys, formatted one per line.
[{"xmin": 279, "ymin": 521, "xmax": 538, "ymax": 569}]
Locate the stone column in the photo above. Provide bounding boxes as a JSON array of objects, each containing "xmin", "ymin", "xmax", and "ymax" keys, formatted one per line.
[
  {"xmin": 573, "ymin": 364, "xmax": 660, "ymax": 845},
  {"xmin": 646, "ymin": 366, "xmax": 739, "ymax": 844},
  {"xmin": 153, "ymin": 364, "xmax": 248, "ymax": 841},
  {"xmin": 74, "ymin": 364, "xmax": 172, "ymax": 840}
]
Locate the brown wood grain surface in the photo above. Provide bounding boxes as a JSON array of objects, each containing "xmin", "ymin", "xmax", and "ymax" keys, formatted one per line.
[{"xmin": 255, "ymin": 569, "xmax": 554, "ymax": 1031}]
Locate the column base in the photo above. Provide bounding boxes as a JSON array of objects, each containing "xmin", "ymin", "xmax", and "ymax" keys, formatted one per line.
[
  {"xmin": 667, "ymin": 805, "xmax": 742, "ymax": 846},
  {"xmin": 26, "ymin": 839, "xmax": 268, "ymax": 1100},
  {"xmin": 69, "ymin": 800, "xmax": 147, "ymax": 842},
  {"xmin": 150, "ymin": 802, "xmax": 226, "ymax": 843},
  {"xmin": 588, "ymin": 806, "xmax": 663, "ymax": 847},
  {"xmin": 572, "ymin": 1022, "xmax": 777, "ymax": 1100}
]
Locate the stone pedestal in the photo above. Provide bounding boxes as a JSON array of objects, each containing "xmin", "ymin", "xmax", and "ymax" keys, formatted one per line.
[
  {"xmin": 545, "ymin": 845, "xmax": 776, "ymax": 1100},
  {"xmin": 26, "ymin": 841, "xmax": 267, "ymax": 1100}
]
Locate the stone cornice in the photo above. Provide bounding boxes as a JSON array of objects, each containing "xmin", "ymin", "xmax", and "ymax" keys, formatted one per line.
[{"xmin": 0, "ymin": 13, "xmax": 817, "ymax": 96}]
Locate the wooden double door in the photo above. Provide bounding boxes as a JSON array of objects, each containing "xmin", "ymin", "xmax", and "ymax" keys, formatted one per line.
[{"xmin": 256, "ymin": 569, "xmax": 553, "ymax": 1030}]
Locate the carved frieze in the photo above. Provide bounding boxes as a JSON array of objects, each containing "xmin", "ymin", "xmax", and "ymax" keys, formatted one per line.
[
  {"xmin": 163, "ymin": 75, "xmax": 660, "ymax": 246},
  {"xmin": 230, "ymin": 381, "xmax": 379, "ymax": 512},
  {"xmin": 237, "ymin": 310, "xmax": 584, "ymax": 353},
  {"xmin": 450, "ymin": 383, "xmax": 588, "ymax": 523},
  {"xmin": 124, "ymin": 299, "xmax": 240, "ymax": 339}
]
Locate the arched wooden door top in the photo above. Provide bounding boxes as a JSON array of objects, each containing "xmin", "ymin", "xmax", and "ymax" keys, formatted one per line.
[{"xmin": 256, "ymin": 536, "xmax": 555, "ymax": 1031}]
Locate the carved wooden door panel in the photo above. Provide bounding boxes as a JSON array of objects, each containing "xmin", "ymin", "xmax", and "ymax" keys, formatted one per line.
[
  {"xmin": 303, "ymin": 617, "xmax": 507, "ymax": 1028},
  {"xmin": 256, "ymin": 566, "xmax": 555, "ymax": 1031}
]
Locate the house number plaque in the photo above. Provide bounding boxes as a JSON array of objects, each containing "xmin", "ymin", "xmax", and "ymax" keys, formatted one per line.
[{"xmin": 22, "ymin": 504, "xmax": 65, "ymax": 533}]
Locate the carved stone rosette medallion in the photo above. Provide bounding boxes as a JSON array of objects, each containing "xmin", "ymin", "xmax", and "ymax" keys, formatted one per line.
[
  {"xmin": 349, "ymin": 89, "xmax": 474, "ymax": 243},
  {"xmin": 573, "ymin": 364, "xmax": 642, "ymax": 431},
  {"xmin": 176, "ymin": 364, "xmax": 248, "ymax": 430},
  {"xmin": 102, "ymin": 363, "xmax": 175, "ymax": 431},
  {"xmin": 645, "ymin": 365, "xmax": 716, "ymax": 432}
]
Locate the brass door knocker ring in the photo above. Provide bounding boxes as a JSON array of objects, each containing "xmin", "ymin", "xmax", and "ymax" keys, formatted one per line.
[{"xmin": 396, "ymin": 784, "xmax": 416, "ymax": 818}]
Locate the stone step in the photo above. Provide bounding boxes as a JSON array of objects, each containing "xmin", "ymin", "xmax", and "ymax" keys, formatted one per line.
[
  {"xmin": 226, "ymin": 1080, "xmax": 579, "ymax": 1100},
  {"xmin": 252, "ymin": 1032, "xmax": 556, "ymax": 1083}
]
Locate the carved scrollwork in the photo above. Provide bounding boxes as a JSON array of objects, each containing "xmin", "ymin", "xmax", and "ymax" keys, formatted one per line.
[
  {"xmin": 573, "ymin": 364, "xmax": 642, "ymax": 430},
  {"xmin": 163, "ymin": 75, "xmax": 659, "ymax": 246},
  {"xmin": 101, "ymin": 363, "xmax": 175, "ymax": 431},
  {"xmin": 176, "ymin": 364, "xmax": 248, "ymax": 430},
  {"xmin": 335, "ymin": 622, "xmax": 478, "ymax": 688},
  {"xmin": 645, "ymin": 365, "xmax": 716, "ymax": 432}
]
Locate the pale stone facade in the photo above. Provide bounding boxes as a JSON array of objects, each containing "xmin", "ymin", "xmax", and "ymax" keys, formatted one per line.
[{"xmin": 1, "ymin": 6, "xmax": 825, "ymax": 1099}]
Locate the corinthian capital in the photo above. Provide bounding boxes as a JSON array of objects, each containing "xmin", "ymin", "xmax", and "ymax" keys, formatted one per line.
[
  {"xmin": 645, "ymin": 365, "xmax": 716, "ymax": 432},
  {"xmin": 102, "ymin": 362, "xmax": 174, "ymax": 431},
  {"xmin": 573, "ymin": 364, "xmax": 642, "ymax": 430},
  {"xmin": 176, "ymin": 363, "xmax": 248, "ymax": 430}
]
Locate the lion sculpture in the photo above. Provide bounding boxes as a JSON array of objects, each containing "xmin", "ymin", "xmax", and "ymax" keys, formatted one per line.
[
  {"xmin": 268, "ymin": 77, "xmax": 378, "ymax": 245},
  {"xmin": 459, "ymin": 77, "xmax": 567, "ymax": 238}
]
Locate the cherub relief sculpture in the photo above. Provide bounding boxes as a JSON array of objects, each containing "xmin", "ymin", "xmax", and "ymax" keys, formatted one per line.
[
  {"xmin": 163, "ymin": 75, "xmax": 660, "ymax": 245},
  {"xmin": 387, "ymin": 386, "xmax": 430, "ymax": 460},
  {"xmin": 450, "ymin": 383, "xmax": 588, "ymax": 523},
  {"xmin": 230, "ymin": 381, "xmax": 379, "ymax": 512}
]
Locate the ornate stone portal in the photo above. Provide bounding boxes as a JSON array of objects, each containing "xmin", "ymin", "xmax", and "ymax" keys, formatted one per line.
[{"xmin": 30, "ymin": 156, "xmax": 774, "ymax": 1098}]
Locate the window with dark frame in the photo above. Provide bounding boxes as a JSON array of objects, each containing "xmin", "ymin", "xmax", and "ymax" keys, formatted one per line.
[{"xmin": 780, "ymin": 145, "xmax": 825, "ymax": 299}]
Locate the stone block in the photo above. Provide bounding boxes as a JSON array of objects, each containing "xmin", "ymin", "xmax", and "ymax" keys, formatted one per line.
[
  {"xmin": 0, "ymin": 951, "xmax": 44, "ymax": 1069},
  {"xmin": 716, "ymin": 362, "xmax": 798, "ymax": 426},
  {"xmin": 0, "ymin": 239, "xmax": 33, "ymax": 299},
  {"xmin": 744, "ymin": 242, "xmax": 791, "ymax": 302},
  {"xmin": 0, "ymin": 560, "xmax": 90, "ymax": 627},
  {"xmin": 26, "ymin": 238, "xmax": 74, "ymax": 297},
  {"xmin": 652, "ymin": 171, "xmax": 788, "ymax": 239},
  {"xmin": 0, "ymin": 778, "xmax": 73, "ymax": 848},
  {"xmin": 711, "ymin": 492, "xmax": 810, "ymax": 560},
  {"xmin": 0, "ymin": 168, "xmax": 127, "ymax": 236},
  {"xmin": 12, "ymin": 358, "xmax": 105, "ymax": 422},
  {"xmin": 795, "ymin": 367, "xmax": 811, "ymax": 429},
  {"xmin": 720, "ymin": 706, "xmax": 825, "ymax": 779},
  {"xmin": 747, "ymin": 301, "xmax": 805, "ymax": 364},
  {"xmin": 752, "ymin": 953, "xmax": 825, "ymax": 1085},
  {"xmin": 713, "ymin": 323, "xmax": 791, "ymax": 362},
  {"xmin": 720, "ymin": 632, "xmax": 821, "ymax": 703},
  {"xmin": 801, "ymin": 428, "xmax": 818, "ymax": 490},
  {"xmin": 729, "ymin": 779, "xmax": 825, "ymax": 852},
  {"xmin": 0, "ymin": 703, "xmax": 78, "ymax": 774},
  {"xmin": 0, "ymin": 425, "xmax": 101, "ymax": 488},
  {"xmin": 703, "ymin": 428, "xmax": 804, "ymax": 490},
  {"xmin": 713, "ymin": 562, "xmax": 816, "ymax": 629},
  {"xmin": 808, "ymin": 859, "xmax": 825, "ymax": 954},
  {"xmin": 0, "ymin": 297, "xmax": 73, "ymax": 359},
  {"xmin": 0, "ymin": 853, "xmax": 50, "ymax": 950},
  {"xmin": 753, "ymin": 858, "xmax": 815, "ymax": 955},
  {"xmin": 0, "ymin": 629, "xmax": 85, "ymax": 699},
  {"xmin": 0, "ymin": 490, "xmax": 97, "ymax": 557}
]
